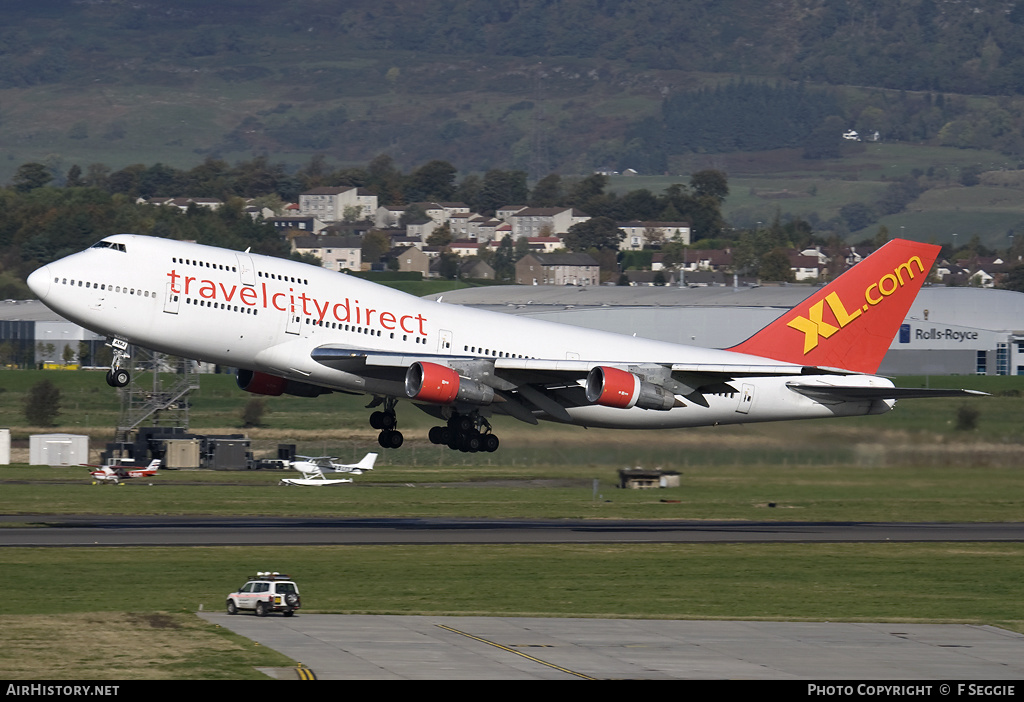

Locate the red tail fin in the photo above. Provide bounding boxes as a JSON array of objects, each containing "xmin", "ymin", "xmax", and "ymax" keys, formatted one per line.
[{"xmin": 728, "ymin": 239, "xmax": 939, "ymax": 374}]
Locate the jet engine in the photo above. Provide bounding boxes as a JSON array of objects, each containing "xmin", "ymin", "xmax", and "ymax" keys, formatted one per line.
[
  {"xmin": 236, "ymin": 369, "xmax": 332, "ymax": 398},
  {"xmin": 585, "ymin": 366, "xmax": 677, "ymax": 411},
  {"xmin": 405, "ymin": 361, "xmax": 495, "ymax": 406}
]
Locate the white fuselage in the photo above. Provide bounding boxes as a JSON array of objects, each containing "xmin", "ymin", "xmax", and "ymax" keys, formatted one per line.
[{"xmin": 28, "ymin": 235, "xmax": 895, "ymax": 430}]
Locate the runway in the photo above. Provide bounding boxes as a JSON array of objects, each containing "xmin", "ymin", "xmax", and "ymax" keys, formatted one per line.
[{"xmin": 2, "ymin": 514, "xmax": 1023, "ymax": 546}]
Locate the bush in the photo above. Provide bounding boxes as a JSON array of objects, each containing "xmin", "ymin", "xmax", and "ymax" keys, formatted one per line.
[
  {"xmin": 955, "ymin": 404, "xmax": 979, "ymax": 431},
  {"xmin": 241, "ymin": 398, "xmax": 266, "ymax": 428},
  {"xmin": 24, "ymin": 379, "xmax": 61, "ymax": 426}
]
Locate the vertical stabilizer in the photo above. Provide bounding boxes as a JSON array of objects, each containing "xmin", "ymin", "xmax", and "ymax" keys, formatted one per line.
[{"xmin": 728, "ymin": 239, "xmax": 939, "ymax": 374}]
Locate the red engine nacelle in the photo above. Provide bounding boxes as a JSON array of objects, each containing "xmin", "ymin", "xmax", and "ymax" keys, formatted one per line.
[
  {"xmin": 236, "ymin": 369, "xmax": 331, "ymax": 398},
  {"xmin": 405, "ymin": 361, "xmax": 494, "ymax": 406},
  {"xmin": 585, "ymin": 366, "xmax": 676, "ymax": 411}
]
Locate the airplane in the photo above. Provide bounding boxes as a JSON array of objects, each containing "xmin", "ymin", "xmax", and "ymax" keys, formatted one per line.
[
  {"xmin": 279, "ymin": 463, "xmax": 354, "ymax": 487},
  {"xmin": 27, "ymin": 235, "xmax": 983, "ymax": 453},
  {"xmin": 290, "ymin": 452, "xmax": 377, "ymax": 476},
  {"xmin": 86, "ymin": 458, "xmax": 161, "ymax": 484}
]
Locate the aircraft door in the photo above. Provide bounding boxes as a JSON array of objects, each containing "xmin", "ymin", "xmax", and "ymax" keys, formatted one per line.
[
  {"xmin": 285, "ymin": 312, "xmax": 302, "ymax": 336},
  {"xmin": 438, "ymin": 329, "xmax": 453, "ymax": 354},
  {"xmin": 162, "ymin": 282, "xmax": 180, "ymax": 314},
  {"xmin": 236, "ymin": 254, "xmax": 256, "ymax": 286},
  {"xmin": 736, "ymin": 383, "xmax": 755, "ymax": 414}
]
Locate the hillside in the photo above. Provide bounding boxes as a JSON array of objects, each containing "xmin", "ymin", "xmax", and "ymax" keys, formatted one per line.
[
  {"xmin": 6, "ymin": 1, "xmax": 1024, "ymax": 247},
  {"xmin": 5, "ymin": 1, "xmax": 1024, "ymax": 180}
]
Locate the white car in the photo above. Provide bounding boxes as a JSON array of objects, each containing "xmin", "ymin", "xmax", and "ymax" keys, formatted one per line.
[{"xmin": 226, "ymin": 572, "xmax": 301, "ymax": 617}]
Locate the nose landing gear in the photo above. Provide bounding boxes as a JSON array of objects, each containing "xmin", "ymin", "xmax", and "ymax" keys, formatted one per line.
[{"xmin": 105, "ymin": 341, "xmax": 131, "ymax": 388}]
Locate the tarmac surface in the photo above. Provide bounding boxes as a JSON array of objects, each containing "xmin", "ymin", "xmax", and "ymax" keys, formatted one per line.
[
  {"xmin": 4, "ymin": 515, "xmax": 1024, "ymax": 546},
  {"xmin": 10, "ymin": 514, "xmax": 1022, "ymax": 680},
  {"xmin": 199, "ymin": 612, "xmax": 1024, "ymax": 680}
]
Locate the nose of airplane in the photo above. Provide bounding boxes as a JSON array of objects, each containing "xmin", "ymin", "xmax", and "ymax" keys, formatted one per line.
[{"xmin": 27, "ymin": 266, "xmax": 51, "ymax": 300}]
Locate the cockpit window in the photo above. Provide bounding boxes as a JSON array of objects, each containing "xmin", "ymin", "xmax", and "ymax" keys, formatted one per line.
[{"xmin": 91, "ymin": 240, "xmax": 126, "ymax": 252}]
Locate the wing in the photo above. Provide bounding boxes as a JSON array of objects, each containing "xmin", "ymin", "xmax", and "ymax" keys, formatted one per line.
[{"xmin": 311, "ymin": 345, "xmax": 832, "ymax": 422}]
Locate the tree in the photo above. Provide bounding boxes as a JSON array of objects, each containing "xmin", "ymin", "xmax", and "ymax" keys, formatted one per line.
[
  {"xmin": 759, "ymin": 248, "xmax": 796, "ymax": 282},
  {"xmin": 12, "ymin": 163, "xmax": 53, "ymax": 193},
  {"xmin": 564, "ymin": 216, "xmax": 623, "ymax": 252},
  {"xmin": 426, "ymin": 222, "xmax": 453, "ymax": 247},
  {"xmin": 24, "ymin": 379, "xmax": 61, "ymax": 427},
  {"xmin": 492, "ymin": 236, "xmax": 516, "ymax": 281},
  {"xmin": 407, "ymin": 160, "xmax": 457, "ymax": 202},
  {"xmin": 529, "ymin": 173, "xmax": 563, "ymax": 207},
  {"xmin": 690, "ymin": 170, "xmax": 729, "ymax": 204},
  {"xmin": 361, "ymin": 230, "xmax": 391, "ymax": 267},
  {"xmin": 478, "ymin": 169, "xmax": 528, "ymax": 215}
]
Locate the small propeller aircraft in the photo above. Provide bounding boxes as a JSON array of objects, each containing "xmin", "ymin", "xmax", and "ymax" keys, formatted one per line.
[
  {"xmin": 86, "ymin": 458, "xmax": 161, "ymax": 484},
  {"xmin": 279, "ymin": 452, "xmax": 377, "ymax": 486},
  {"xmin": 290, "ymin": 452, "xmax": 377, "ymax": 476}
]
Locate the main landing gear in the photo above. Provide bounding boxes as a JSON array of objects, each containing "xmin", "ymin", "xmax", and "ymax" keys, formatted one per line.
[
  {"xmin": 427, "ymin": 412, "xmax": 499, "ymax": 453},
  {"xmin": 369, "ymin": 397, "xmax": 403, "ymax": 449},
  {"xmin": 366, "ymin": 400, "xmax": 500, "ymax": 453}
]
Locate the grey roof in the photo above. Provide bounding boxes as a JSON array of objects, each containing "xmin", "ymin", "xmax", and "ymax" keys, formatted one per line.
[
  {"xmin": 0, "ymin": 300, "xmax": 70, "ymax": 322},
  {"xmin": 426, "ymin": 283, "xmax": 816, "ymax": 309},
  {"xmin": 426, "ymin": 285, "xmax": 1024, "ymax": 333}
]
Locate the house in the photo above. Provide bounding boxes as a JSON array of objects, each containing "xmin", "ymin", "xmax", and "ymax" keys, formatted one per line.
[
  {"xmin": 290, "ymin": 235, "xmax": 363, "ymax": 272},
  {"xmin": 617, "ymin": 221, "xmax": 692, "ymax": 251},
  {"xmin": 266, "ymin": 216, "xmax": 326, "ymax": 235},
  {"xmin": 375, "ymin": 205, "xmax": 406, "ymax": 229},
  {"xmin": 449, "ymin": 240, "xmax": 485, "ymax": 257},
  {"xmin": 510, "ymin": 207, "xmax": 590, "ymax": 238},
  {"xmin": 459, "ymin": 259, "xmax": 495, "ymax": 280},
  {"xmin": 526, "ymin": 236, "xmax": 563, "ymax": 253},
  {"xmin": 392, "ymin": 246, "xmax": 430, "ymax": 277},
  {"xmin": 788, "ymin": 252, "xmax": 825, "ymax": 281},
  {"xmin": 375, "ymin": 201, "xmax": 471, "ymax": 230},
  {"xmin": 515, "ymin": 253, "xmax": 599, "ymax": 286},
  {"xmin": 496, "ymin": 205, "xmax": 528, "ymax": 222},
  {"xmin": 670, "ymin": 249, "xmax": 733, "ymax": 272},
  {"xmin": 298, "ymin": 186, "xmax": 378, "ymax": 222},
  {"xmin": 138, "ymin": 197, "xmax": 224, "ymax": 212}
]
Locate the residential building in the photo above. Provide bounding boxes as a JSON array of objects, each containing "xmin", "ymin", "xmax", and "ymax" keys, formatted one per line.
[
  {"xmin": 299, "ymin": 187, "xmax": 378, "ymax": 222},
  {"xmin": 290, "ymin": 235, "xmax": 363, "ymax": 272},
  {"xmin": 617, "ymin": 221, "xmax": 692, "ymax": 251},
  {"xmin": 392, "ymin": 246, "xmax": 430, "ymax": 277},
  {"xmin": 510, "ymin": 207, "xmax": 590, "ymax": 238},
  {"xmin": 515, "ymin": 253, "xmax": 599, "ymax": 286}
]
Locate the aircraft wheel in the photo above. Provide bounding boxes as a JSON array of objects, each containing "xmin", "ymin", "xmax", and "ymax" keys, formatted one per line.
[
  {"xmin": 109, "ymin": 369, "xmax": 130, "ymax": 387},
  {"xmin": 464, "ymin": 433, "xmax": 482, "ymax": 452},
  {"xmin": 369, "ymin": 411, "xmax": 384, "ymax": 429},
  {"xmin": 378, "ymin": 430, "xmax": 404, "ymax": 449},
  {"xmin": 428, "ymin": 426, "xmax": 444, "ymax": 444},
  {"xmin": 483, "ymin": 434, "xmax": 500, "ymax": 452},
  {"xmin": 450, "ymin": 415, "xmax": 474, "ymax": 433}
]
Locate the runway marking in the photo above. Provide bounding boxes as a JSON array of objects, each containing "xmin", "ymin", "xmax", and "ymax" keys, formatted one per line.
[{"xmin": 436, "ymin": 624, "xmax": 596, "ymax": 680}]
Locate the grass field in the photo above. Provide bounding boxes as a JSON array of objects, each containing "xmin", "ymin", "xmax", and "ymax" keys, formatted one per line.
[{"xmin": 0, "ymin": 369, "xmax": 1020, "ymax": 679}]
